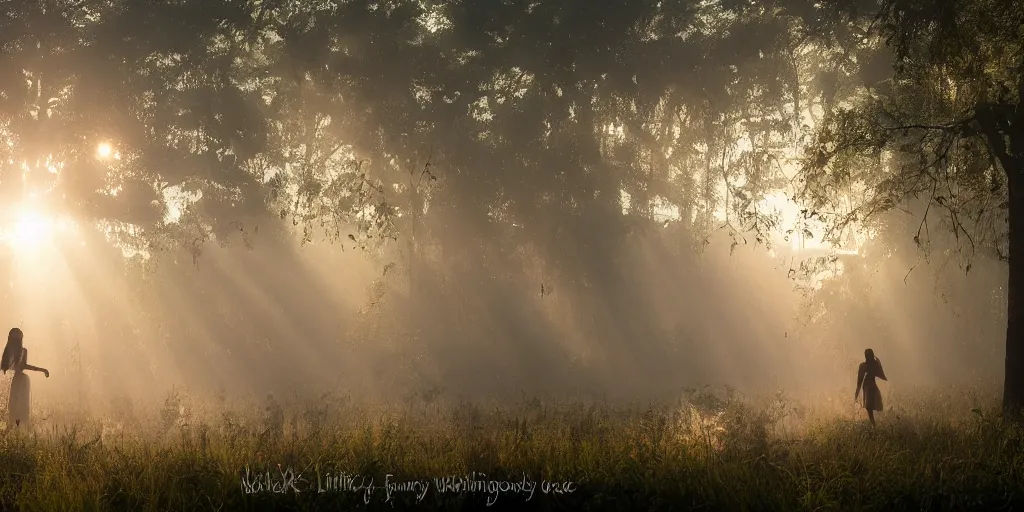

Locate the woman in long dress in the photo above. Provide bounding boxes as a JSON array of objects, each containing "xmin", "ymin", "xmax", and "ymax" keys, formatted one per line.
[
  {"xmin": 2, "ymin": 328, "xmax": 49, "ymax": 428},
  {"xmin": 855, "ymin": 348, "xmax": 887, "ymax": 426}
]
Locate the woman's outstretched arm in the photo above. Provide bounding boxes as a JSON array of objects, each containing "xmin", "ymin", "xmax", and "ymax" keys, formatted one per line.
[
  {"xmin": 876, "ymin": 359, "xmax": 887, "ymax": 381},
  {"xmin": 22, "ymin": 364, "xmax": 48, "ymax": 377},
  {"xmin": 20, "ymin": 349, "xmax": 49, "ymax": 377}
]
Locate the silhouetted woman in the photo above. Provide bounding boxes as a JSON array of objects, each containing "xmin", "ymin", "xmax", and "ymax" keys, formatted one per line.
[
  {"xmin": 855, "ymin": 348, "xmax": 886, "ymax": 426},
  {"xmin": 2, "ymin": 328, "xmax": 49, "ymax": 428}
]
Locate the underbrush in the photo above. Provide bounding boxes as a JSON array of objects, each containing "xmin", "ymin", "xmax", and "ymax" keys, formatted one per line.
[{"xmin": 0, "ymin": 385, "xmax": 1019, "ymax": 511}]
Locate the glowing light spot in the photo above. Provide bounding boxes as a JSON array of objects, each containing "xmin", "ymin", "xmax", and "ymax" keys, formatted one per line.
[
  {"xmin": 10, "ymin": 209, "xmax": 54, "ymax": 249},
  {"xmin": 97, "ymin": 142, "xmax": 113, "ymax": 159},
  {"xmin": 0, "ymin": 204, "xmax": 76, "ymax": 252}
]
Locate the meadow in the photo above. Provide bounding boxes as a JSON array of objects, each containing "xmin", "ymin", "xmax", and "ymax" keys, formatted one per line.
[{"xmin": 0, "ymin": 384, "xmax": 1021, "ymax": 511}]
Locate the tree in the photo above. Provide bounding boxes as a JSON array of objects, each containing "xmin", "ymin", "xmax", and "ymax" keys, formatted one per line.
[
  {"xmin": 801, "ymin": 0, "xmax": 1024, "ymax": 411},
  {"xmin": 7, "ymin": 0, "xmax": 930, "ymax": 395}
]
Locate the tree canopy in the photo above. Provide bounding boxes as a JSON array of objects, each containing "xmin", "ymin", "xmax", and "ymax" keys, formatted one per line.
[{"xmin": 1, "ymin": 0, "xmax": 1020, "ymax": 404}]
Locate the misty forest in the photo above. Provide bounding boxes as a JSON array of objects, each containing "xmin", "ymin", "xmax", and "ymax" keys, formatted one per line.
[{"xmin": 0, "ymin": 0, "xmax": 1023, "ymax": 510}]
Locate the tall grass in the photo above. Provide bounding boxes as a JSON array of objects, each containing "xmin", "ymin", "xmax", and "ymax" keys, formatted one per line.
[{"xmin": 0, "ymin": 385, "xmax": 1020, "ymax": 511}]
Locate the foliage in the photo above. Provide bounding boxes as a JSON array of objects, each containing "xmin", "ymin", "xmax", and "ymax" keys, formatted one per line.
[
  {"xmin": 801, "ymin": 0, "xmax": 1024, "ymax": 263},
  {"xmin": 0, "ymin": 0, "xmax": 850, "ymax": 260}
]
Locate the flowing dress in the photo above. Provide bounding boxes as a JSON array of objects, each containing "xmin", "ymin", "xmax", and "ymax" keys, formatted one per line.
[
  {"xmin": 8, "ymin": 370, "xmax": 29, "ymax": 427},
  {"xmin": 8, "ymin": 348, "xmax": 30, "ymax": 428},
  {"xmin": 858, "ymin": 360, "xmax": 885, "ymax": 412}
]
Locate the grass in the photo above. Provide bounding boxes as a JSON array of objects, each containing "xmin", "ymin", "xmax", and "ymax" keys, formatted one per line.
[{"xmin": 0, "ymin": 384, "xmax": 1021, "ymax": 511}]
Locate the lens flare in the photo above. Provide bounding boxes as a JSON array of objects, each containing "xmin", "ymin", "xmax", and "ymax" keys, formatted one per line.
[
  {"xmin": 97, "ymin": 142, "xmax": 113, "ymax": 159},
  {"xmin": 1, "ymin": 206, "xmax": 77, "ymax": 252},
  {"xmin": 11, "ymin": 209, "xmax": 55, "ymax": 249}
]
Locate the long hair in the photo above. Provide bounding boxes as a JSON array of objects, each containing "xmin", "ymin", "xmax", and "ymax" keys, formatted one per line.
[
  {"xmin": 864, "ymin": 348, "xmax": 883, "ymax": 377},
  {"xmin": 1, "ymin": 328, "xmax": 24, "ymax": 374}
]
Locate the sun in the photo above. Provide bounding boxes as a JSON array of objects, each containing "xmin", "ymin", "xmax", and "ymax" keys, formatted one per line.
[
  {"xmin": 96, "ymin": 142, "xmax": 113, "ymax": 159},
  {"xmin": 9, "ymin": 209, "xmax": 55, "ymax": 249},
  {"xmin": 1, "ymin": 205, "xmax": 77, "ymax": 252}
]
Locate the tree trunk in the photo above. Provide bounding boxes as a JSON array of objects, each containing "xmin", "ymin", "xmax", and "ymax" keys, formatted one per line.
[
  {"xmin": 976, "ymin": 101, "xmax": 1024, "ymax": 413},
  {"xmin": 1003, "ymin": 161, "xmax": 1024, "ymax": 413}
]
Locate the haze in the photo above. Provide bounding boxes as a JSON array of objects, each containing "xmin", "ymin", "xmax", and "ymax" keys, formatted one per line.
[{"xmin": 0, "ymin": 0, "xmax": 1009, "ymax": 419}]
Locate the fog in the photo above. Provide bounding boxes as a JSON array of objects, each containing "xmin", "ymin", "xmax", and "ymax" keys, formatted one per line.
[
  {"xmin": 0, "ymin": 0, "xmax": 1011, "ymax": 422},
  {"xmin": 3, "ymin": 200, "xmax": 1004, "ymax": 414}
]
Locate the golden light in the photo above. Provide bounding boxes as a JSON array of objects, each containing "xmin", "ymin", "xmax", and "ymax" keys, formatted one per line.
[
  {"xmin": 96, "ymin": 142, "xmax": 113, "ymax": 159},
  {"xmin": 10, "ymin": 209, "xmax": 55, "ymax": 249},
  {"xmin": 0, "ymin": 203, "xmax": 78, "ymax": 253},
  {"xmin": 757, "ymin": 192, "xmax": 829, "ymax": 252}
]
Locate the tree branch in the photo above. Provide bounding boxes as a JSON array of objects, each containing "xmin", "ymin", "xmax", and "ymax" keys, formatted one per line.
[
  {"xmin": 915, "ymin": 177, "xmax": 938, "ymax": 249},
  {"xmin": 882, "ymin": 121, "xmax": 972, "ymax": 132},
  {"xmin": 975, "ymin": 103, "xmax": 1019, "ymax": 179}
]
